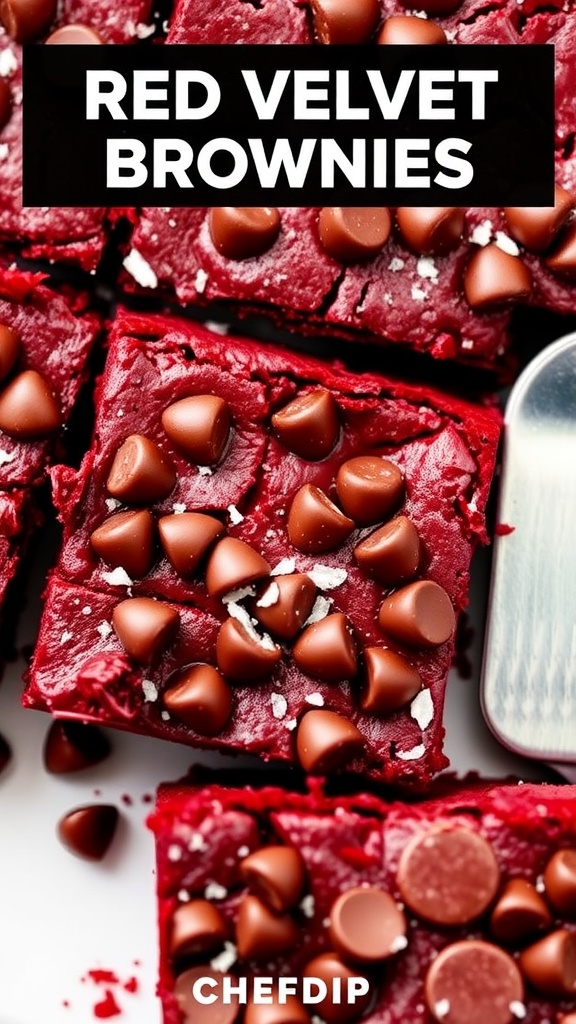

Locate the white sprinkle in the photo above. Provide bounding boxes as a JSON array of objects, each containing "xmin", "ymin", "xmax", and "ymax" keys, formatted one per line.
[
  {"xmin": 123, "ymin": 248, "xmax": 158, "ymax": 289},
  {"xmin": 0, "ymin": 143, "xmax": 9, "ymax": 162},
  {"xmin": 510, "ymin": 1002, "xmax": 527, "ymax": 1019},
  {"xmin": 167, "ymin": 844, "xmax": 182, "ymax": 862},
  {"xmin": 135, "ymin": 21, "xmax": 156, "ymax": 37},
  {"xmin": 311, "ymin": 1017, "xmax": 326, "ymax": 1024},
  {"xmin": 0, "ymin": 449, "xmax": 15, "ymax": 466},
  {"xmin": 390, "ymin": 934, "xmax": 409, "ymax": 953},
  {"xmin": 416, "ymin": 256, "xmax": 439, "ymax": 281},
  {"xmin": 116, "ymin": 409, "xmax": 124, "ymax": 418},
  {"xmin": 411, "ymin": 284, "xmax": 428, "ymax": 302},
  {"xmin": 161, "ymin": 710, "xmax": 171, "ymax": 721},
  {"xmin": 204, "ymin": 882, "xmax": 228, "ymax": 900},
  {"xmin": 389, "ymin": 257, "xmax": 405, "ymax": 272},
  {"xmin": 96, "ymin": 621, "xmax": 113, "ymax": 639},
  {"xmin": 271, "ymin": 557, "xmax": 296, "ymax": 576},
  {"xmin": 102, "ymin": 566, "xmax": 133, "ymax": 587},
  {"xmin": 205, "ymin": 320, "xmax": 229, "ymax": 336},
  {"xmin": 189, "ymin": 832, "xmax": 208, "ymax": 852},
  {"xmin": 257, "ymin": 582, "xmax": 280, "ymax": 608},
  {"xmin": 227, "ymin": 504, "xmax": 244, "ymax": 525},
  {"xmin": 177, "ymin": 889, "xmax": 190, "ymax": 902},
  {"xmin": 308, "ymin": 564, "xmax": 347, "ymax": 591},
  {"xmin": 167, "ymin": 218, "xmax": 177, "ymax": 228},
  {"xmin": 396, "ymin": 744, "xmax": 426, "ymax": 761},
  {"xmin": 434, "ymin": 999, "xmax": 450, "ymax": 1019},
  {"xmin": 0, "ymin": 50, "xmax": 17, "ymax": 77},
  {"xmin": 170, "ymin": 503, "xmax": 186, "ymax": 515},
  {"xmin": 197, "ymin": 465, "xmax": 213, "ymax": 476},
  {"xmin": 410, "ymin": 689, "xmax": 434, "ymax": 730},
  {"xmin": 227, "ymin": 602, "xmax": 277, "ymax": 651},
  {"xmin": 305, "ymin": 692, "xmax": 325, "ymax": 707},
  {"xmin": 535, "ymin": 875, "xmax": 545, "ymax": 893},
  {"xmin": 461, "ymin": 339, "xmax": 475, "ymax": 350},
  {"xmin": 495, "ymin": 231, "xmax": 520, "ymax": 256},
  {"xmin": 81, "ymin": 605, "xmax": 92, "ymax": 616},
  {"xmin": 300, "ymin": 894, "xmax": 315, "ymax": 918},
  {"xmin": 222, "ymin": 585, "xmax": 256, "ymax": 605},
  {"xmin": 195, "ymin": 268, "xmax": 209, "ymax": 294},
  {"xmin": 470, "ymin": 219, "xmax": 493, "ymax": 246},
  {"xmin": 105, "ymin": 498, "xmax": 121, "ymax": 512},
  {"xmin": 210, "ymin": 942, "xmax": 237, "ymax": 972},
  {"xmin": 237, "ymin": 845, "xmax": 250, "ymax": 858},
  {"xmin": 60, "ymin": 631, "xmax": 73, "ymax": 644},
  {"xmin": 284, "ymin": 718, "xmax": 298, "ymax": 731},
  {"xmin": 271, "ymin": 692, "xmax": 288, "ymax": 719},
  {"xmin": 142, "ymin": 679, "xmax": 158, "ymax": 703},
  {"xmin": 304, "ymin": 595, "xmax": 332, "ymax": 625}
]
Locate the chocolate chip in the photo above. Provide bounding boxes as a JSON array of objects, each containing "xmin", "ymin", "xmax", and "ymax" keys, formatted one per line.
[
  {"xmin": 463, "ymin": 244, "xmax": 532, "ymax": 309},
  {"xmin": 174, "ymin": 966, "xmax": 240, "ymax": 1024},
  {"xmin": 57, "ymin": 804, "xmax": 119, "ymax": 861},
  {"xmin": 216, "ymin": 618, "xmax": 281, "ymax": 683},
  {"xmin": 251, "ymin": 574, "xmax": 317, "ymax": 640},
  {"xmin": 43, "ymin": 720, "xmax": 111, "ymax": 774},
  {"xmin": 112, "ymin": 597, "xmax": 179, "ymax": 663},
  {"xmin": 0, "ymin": 325, "xmax": 19, "ymax": 383},
  {"xmin": 318, "ymin": 208, "xmax": 391, "ymax": 263},
  {"xmin": 377, "ymin": 15, "xmax": 447, "ymax": 44},
  {"xmin": 354, "ymin": 516, "xmax": 421, "ymax": 586},
  {"xmin": 519, "ymin": 929, "xmax": 576, "ymax": 997},
  {"xmin": 293, "ymin": 613, "xmax": 357, "ymax": 683},
  {"xmin": 396, "ymin": 207, "xmax": 465, "ymax": 255},
  {"xmin": 398, "ymin": 0, "xmax": 463, "ymax": 14},
  {"xmin": 360, "ymin": 647, "xmax": 422, "ymax": 713},
  {"xmin": 169, "ymin": 899, "xmax": 228, "ymax": 959},
  {"xmin": 244, "ymin": 996, "xmax": 311, "ymax": 1024},
  {"xmin": 559, "ymin": 1015, "xmax": 576, "ymax": 1024},
  {"xmin": 310, "ymin": 0, "xmax": 380, "ymax": 44},
  {"xmin": 0, "ymin": 0, "xmax": 57, "ymax": 41},
  {"xmin": 0, "ymin": 79, "xmax": 11, "ymax": 132},
  {"xmin": 396, "ymin": 826, "xmax": 500, "ymax": 926},
  {"xmin": 205, "ymin": 537, "xmax": 270, "ymax": 599},
  {"xmin": 240, "ymin": 845, "xmax": 306, "ymax": 913},
  {"xmin": 329, "ymin": 886, "xmax": 407, "ymax": 963},
  {"xmin": 162, "ymin": 664, "xmax": 233, "ymax": 735},
  {"xmin": 209, "ymin": 208, "xmax": 281, "ymax": 260},
  {"xmin": 45, "ymin": 23, "xmax": 104, "ymax": 42},
  {"xmin": 543, "ymin": 848, "xmax": 576, "ymax": 916},
  {"xmin": 235, "ymin": 895, "xmax": 299, "ymax": 961},
  {"xmin": 162, "ymin": 395, "xmax": 231, "ymax": 465},
  {"xmin": 504, "ymin": 186, "xmax": 573, "ymax": 251},
  {"xmin": 158, "ymin": 512, "xmax": 224, "ymax": 577},
  {"xmin": 379, "ymin": 579, "xmax": 455, "ymax": 648},
  {"xmin": 335, "ymin": 456, "xmax": 404, "ymax": 526},
  {"xmin": 301, "ymin": 954, "xmax": 372, "ymax": 1024},
  {"xmin": 296, "ymin": 709, "xmax": 364, "ymax": 773},
  {"xmin": 0, "ymin": 369, "xmax": 61, "ymax": 439},
  {"xmin": 0, "ymin": 731, "xmax": 11, "ymax": 775},
  {"xmin": 287, "ymin": 485, "xmax": 354, "ymax": 554},
  {"xmin": 90, "ymin": 509, "xmax": 155, "ymax": 578},
  {"xmin": 424, "ymin": 940, "xmax": 524, "ymax": 1024},
  {"xmin": 106, "ymin": 434, "xmax": 176, "ymax": 504},
  {"xmin": 490, "ymin": 879, "xmax": 552, "ymax": 944},
  {"xmin": 546, "ymin": 222, "xmax": 576, "ymax": 279},
  {"xmin": 272, "ymin": 390, "xmax": 340, "ymax": 461}
]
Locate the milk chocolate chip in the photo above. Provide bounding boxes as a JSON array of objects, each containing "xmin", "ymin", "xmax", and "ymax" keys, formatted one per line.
[
  {"xmin": 0, "ymin": 324, "xmax": 19, "ymax": 381},
  {"xmin": 0, "ymin": 79, "xmax": 11, "ymax": 132},
  {"xmin": 235, "ymin": 895, "xmax": 299, "ymax": 961},
  {"xmin": 162, "ymin": 395, "xmax": 231, "ymax": 465},
  {"xmin": 240, "ymin": 845, "xmax": 306, "ymax": 913},
  {"xmin": 318, "ymin": 208, "xmax": 391, "ymax": 262},
  {"xmin": 296, "ymin": 710, "xmax": 364, "ymax": 773},
  {"xmin": 169, "ymin": 899, "xmax": 228, "ymax": 958},
  {"xmin": 379, "ymin": 580, "xmax": 455, "ymax": 648},
  {"xmin": 0, "ymin": 369, "xmax": 61, "ymax": 439},
  {"xmin": 244, "ymin": 996, "xmax": 311, "ymax": 1024},
  {"xmin": 396, "ymin": 207, "xmax": 464, "ymax": 255},
  {"xmin": 272, "ymin": 390, "xmax": 339, "ymax": 461},
  {"xmin": 377, "ymin": 15, "xmax": 447, "ymax": 44},
  {"xmin": 57, "ymin": 804, "xmax": 119, "ymax": 861},
  {"xmin": 335, "ymin": 456, "xmax": 404, "ymax": 526},
  {"xmin": 252, "ymin": 574, "xmax": 317, "ymax": 640},
  {"xmin": 310, "ymin": 0, "xmax": 380, "ymax": 44},
  {"xmin": 360, "ymin": 647, "xmax": 422, "ymax": 713},
  {"xmin": 45, "ymin": 23, "xmax": 104, "ymax": 42},
  {"xmin": 519, "ymin": 929, "xmax": 576, "ymax": 997},
  {"xmin": 90, "ymin": 509, "xmax": 155, "ymax": 578},
  {"xmin": 287, "ymin": 485, "xmax": 354, "ymax": 554},
  {"xmin": 112, "ymin": 597, "xmax": 179, "ymax": 663},
  {"xmin": 463, "ymin": 244, "xmax": 532, "ymax": 309},
  {"xmin": 205, "ymin": 537, "xmax": 270, "ymax": 599},
  {"xmin": 174, "ymin": 966, "xmax": 240, "ymax": 1024},
  {"xmin": 106, "ymin": 435, "xmax": 176, "ymax": 503},
  {"xmin": 396, "ymin": 826, "xmax": 500, "ymax": 926},
  {"xmin": 544, "ymin": 849, "xmax": 576, "ymax": 916},
  {"xmin": 162, "ymin": 664, "xmax": 233, "ymax": 736},
  {"xmin": 329, "ymin": 886, "xmax": 407, "ymax": 963},
  {"xmin": 0, "ymin": 0, "xmax": 57, "ymax": 42},
  {"xmin": 354, "ymin": 516, "xmax": 421, "ymax": 586},
  {"xmin": 43, "ymin": 720, "xmax": 111, "ymax": 774},
  {"xmin": 301, "ymin": 954, "xmax": 372, "ymax": 1024},
  {"xmin": 424, "ymin": 940, "xmax": 524, "ymax": 1024},
  {"xmin": 292, "ymin": 613, "xmax": 357, "ymax": 682},
  {"xmin": 216, "ymin": 618, "xmax": 281, "ymax": 683},
  {"xmin": 490, "ymin": 879, "xmax": 552, "ymax": 944},
  {"xmin": 158, "ymin": 512, "xmax": 224, "ymax": 576},
  {"xmin": 209, "ymin": 208, "xmax": 281, "ymax": 260},
  {"xmin": 546, "ymin": 222, "xmax": 576, "ymax": 279},
  {"xmin": 504, "ymin": 186, "xmax": 573, "ymax": 251}
]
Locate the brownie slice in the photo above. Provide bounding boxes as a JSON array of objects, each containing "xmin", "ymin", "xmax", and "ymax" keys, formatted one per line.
[
  {"xmin": 149, "ymin": 779, "xmax": 576, "ymax": 1024},
  {"xmin": 25, "ymin": 311, "xmax": 500, "ymax": 784}
]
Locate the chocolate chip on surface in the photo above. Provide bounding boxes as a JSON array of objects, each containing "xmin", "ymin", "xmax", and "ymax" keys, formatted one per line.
[
  {"xmin": 463, "ymin": 244, "xmax": 532, "ymax": 309},
  {"xmin": 161, "ymin": 395, "xmax": 231, "ymax": 465},
  {"xmin": 205, "ymin": 537, "xmax": 270, "ymax": 599},
  {"xmin": 90, "ymin": 509, "xmax": 155, "ymax": 578},
  {"xmin": 57, "ymin": 804, "xmax": 119, "ymax": 861},
  {"xmin": 335, "ymin": 457, "xmax": 404, "ymax": 526},
  {"xmin": 251, "ymin": 574, "xmax": 317, "ymax": 640},
  {"xmin": 546, "ymin": 222, "xmax": 576, "ymax": 279},
  {"xmin": 215, "ymin": 618, "xmax": 281, "ymax": 683},
  {"xmin": 329, "ymin": 886, "xmax": 407, "ymax": 963},
  {"xmin": 174, "ymin": 966, "xmax": 240, "ymax": 1024},
  {"xmin": 244, "ymin": 996, "xmax": 311, "ymax": 1024},
  {"xmin": 272, "ymin": 390, "xmax": 339, "ymax": 461},
  {"xmin": 504, "ymin": 186, "xmax": 574, "ymax": 251},
  {"xmin": 0, "ymin": 323, "xmax": 19, "ymax": 381},
  {"xmin": 519, "ymin": 929, "xmax": 576, "ymax": 997},
  {"xmin": 0, "ymin": 369, "xmax": 61, "ymax": 439},
  {"xmin": 162, "ymin": 664, "xmax": 233, "ymax": 735},
  {"xmin": 112, "ymin": 596, "xmax": 179, "ymax": 663},
  {"xmin": 377, "ymin": 15, "xmax": 447, "ymax": 44},
  {"xmin": 43, "ymin": 720, "xmax": 111, "ymax": 774},
  {"xmin": 209, "ymin": 208, "xmax": 281, "ymax": 260},
  {"xmin": 240, "ymin": 845, "xmax": 306, "ymax": 913},
  {"xmin": 490, "ymin": 878, "xmax": 552, "ymax": 943},
  {"xmin": 45, "ymin": 23, "xmax": 104, "ymax": 42},
  {"xmin": 318, "ymin": 208, "xmax": 391, "ymax": 263},
  {"xmin": 544, "ymin": 849, "xmax": 576, "ymax": 917},
  {"xmin": 296, "ymin": 709, "xmax": 364, "ymax": 773},
  {"xmin": 301, "ymin": 953, "xmax": 372, "ymax": 1024},
  {"xmin": 396, "ymin": 207, "xmax": 464, "ymax": 255},
  {"xmin": 310, "ymin": 0, "xmax": 380, "ymax": 44},
  {"xmin": 292, "ymin": 612, "xmax": 357, "ymax": 683},
  {"xmin": 379, "ymin": 579, "xmax": 455, "ymax": 648},
  {"xmin": 235, "ymin": 895, "xmax": 299, "ymax": 961},
  {"xmin": 354, "ymin": 516, "xmax": 421, "ymax": 586},
  {"xmin": 0, "ymin": 0, "xmax": 57, "ymax": 42},
  {"xmin": 158, "ymin": 512, "xmax": 224, "ymax": 577},
  {"xmin": 360, "ymin": 647, "xmax": 422, "ymax": 713},
  {"xmin": 424, "ymin": 940, "xmax": 524, "ymax": 1024},
  {"xmin": 287, "ymin": 484, "xmax": 354, "ymax": 554},
  {"xmin": 106, "ymin": 434, "xmax": 176, "ymax": 503},
  {"xmin": 169, "ymin": 899, "xmax": 228, "ymax": 958}
]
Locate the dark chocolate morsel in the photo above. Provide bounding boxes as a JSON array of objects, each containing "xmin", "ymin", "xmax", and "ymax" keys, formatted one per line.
[
  {"xmin": 205, "ymin": 537, "xmax": 270, "ymax": 599},
  {"xmin": 396, "ymin": 826, "xmax": 500, "ymax": 926},
  {"xmin": 490, "ymin": 878, "xmax": 552, "ymax": 944},
  {"xmin": 244, "ymin": 996, "xmax": 311, "ymax": 1024},
  {"xmin": 287, "ymin": 484, "xmax": 354, "ymax": 554},
  {"xmin": 112, "ymin": 596, "xmax": 179, "ymax": 663},
  {"xmin": 272, "ymin": 390, "xmax": 339, "ymax": 461},
  {"xmin": 519, "ymin": 929, "xmax": 576, "ymax": 997},
  {"xmin": 424, "ymin": 940, "xmax": 524, "ymax": 1024},
  {"xmin": 0, "ymin": 369, "xmax": 61, "ymax": 439},
  {"xmin": 161, "ymin": 394, "xmax": 231, "ymax": 465},
  {"xmin": 106, "ymin": 434, "xmax": 176, "ymax": 503},
  {"xmin": 0, "ymin": 79, "xmax": 11, "ymax": 132},
  {"xmin": 0, "ymin": 324, "xmax": 19, "ymax": 382},
  {"xmin": 546, "ymin": 222, "xmax": 576, "ymax": 279},
  {"xmin": 162, "ymin": 664, "xmax": 233, "ymax": 736},
  {"xmin": 377, "ymin": 15, "xmax": 447, "ymax": 44},
  {"xmin": 169, "ymin": 899, "xmax": 228, "ymax": 958},
  {"xmin": 45, "ymin": 23, "xmax": 104, "ymax": 42},
  {"xmin": 158, "ymin": 512, "xmax": 224, "ymax": 577},
  {"xmin": 235, "ymin": 895, "xmax": 299, "ymax": 961},
  {"xmin": 318, "ymin": 208, "xmax": 391, "ymax": 263},
  {"xmin": 90, "ymin": 509, "xmax": 155, "ymax": 578},
  {"xmin": 209, "ymin": 207, "xmax": 281, "ymax": 260},
  {"xmin": 378, "ymin": 580, "xmax": 455, "ymax": 648},
  {"xmin": 360, "ymin": 647, "xmax": 422, "ymax": 713},
  {"xmin": 43, "ymin": 720, "xmax": 111, "ymax": 774},
  {"xmin": 174, "ymin": 966, "xmax": 240, "ymax": 1024},
  {"xmin": 292, "ymin": 613, "xmax": 357, "ymax": 683},
  {"xmin": 396, "ymin": 207, "xmax": 464, "ymax": 255},
  {"xmin": 57, "ymin": 804, "xmax": 119, "ymax": 861},
  {"xmin": 335, "ymin": 456, "xmax": 404, "ymax": 526},
  {"xmin": 354, "ymin": 516, "xmax": 421, "ymax": 585},
  {"xmin": 216, "ymin": 618, "xmax": 281, "ymax": 683},
  {"xmin": 240, "ymin": 845, "xmax": 306, "ymax": 913},
  {"xmin": 310, "ymin": 0, "xmax": 380, "ymax": 44},
  {"xmin": 504, "ymin": 185, "xmax": 573, "ymax": 251},
  {"xmin": 543, "ymin": 848, "xmax": 576, "ymax": 917},
  {"xmin": 0, "ymin": 0, "xmax": 57, "ymax": 42},
  {"xmin": 251, "ymin": 574, "xmax": 317, "ymax": 640},
  {"xmin": 398, "ymin": 0, "xmax": 463, "ymax": 15},
  {"xmin": 0, "ymin": 731, "xmax": 11, "ymax": 774},
  {"xmin": 463, "ymin": 244, "xmax": 532, "ymax": 309},
  {"xmin": 301, "ymin": 954, "xmax": 372, "ymax": 1024},
  {"xmin": 296, "ymin": 710, "xmax": 364, "ymax": 773},
  {"xmin": 329, "ymin": 886, "xmax": 407, "ymax": 963}
]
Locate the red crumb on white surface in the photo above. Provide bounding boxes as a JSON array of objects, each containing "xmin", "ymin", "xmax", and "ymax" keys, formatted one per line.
[{"xmin": 495, "ymin": 523, "xmax": 516, "ymax": 535}]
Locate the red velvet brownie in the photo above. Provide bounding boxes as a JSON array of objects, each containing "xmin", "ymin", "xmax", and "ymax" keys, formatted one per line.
[
  {"xmin": 25, "ymin": 311, "xmax": 500, "ymax": 783},
  {"xmin": 149, "ymin": 780, "xmax": 576, "ymax": 1024}
]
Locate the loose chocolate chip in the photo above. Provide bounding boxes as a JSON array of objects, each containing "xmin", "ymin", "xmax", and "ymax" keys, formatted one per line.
[
  {"xmin": 287, "ymin": 485, "xmax": 354, "ymax": 554},
  {"xmin": 271, "ymin": 390, "xmax": 340, "ymax": 461},
  {"xmin": 379, "ymin": 580, "xmax": 455, "ymax": 648},
  {"xmin": 240, "ymin": 845, "xmax": 306, "ymax": 913},
  {"xmin": 490, "ymin": 878, "xmax": 552, "ymax": 944},
  {"xmin": 354, "ymin": 515, "xmax": 421, "ymax": 586},
  {"xmin": 45, "ymin": 23, "xmax": 104, "ymax": 42},
  {"xmin": 296, "ymin": 709, "xmax": 364, "ymax": 773},
  {"xmin": 169, "ymin": 899, "xmax": 228, "ymax": 959},
  {"xmin": 519, "ymin": 929, "xmax": 576, "ymax": 997},
  {"xmin": 377, "ymin": 15, "xmax": 447, "ymax": 44},
  {"xmin": 329, "ymin": 886, "xmax": 407, "ymax": 963},
  {"xmin": 205, "ymin": 537, "xmax": 270, "ymax": 599},
  {"xmin": 0, "ymin": 369, "xmax": 61, "ymax": 439},
  {"xmin": 335, "ymin": 456, "xmax": 404, "ymax": 526},
  {"xmin": 0, "ymin": 324, "xmax": 19, "ymax": 382},
  {"xmin": 209, "ymin": 207, "xmax": 281, "ymax": 260},
  {"xmin": 174, "ymin": 966, "xmax": 240, "ymax": 1024},
  {"xmin": 546, "ymin": 222, "xmax": 576, "ymax": 279},
  {"xmin": 424, "ymin": 940, "xmax": 524, "ymax": 1024},
  {"xmin": 112, "ymin": 597, "xmax": 179, "ymax": 663},
  {"xmin": 0, "ymin": 0, "xmax": 57, "ymax": 42},
  {"xmin": 216, "ymin": 618, "xmax": 281, "ymax": 683},
  {"xmin": 396, "ymin": 826, "xmax": 500, "ymax": 926},
  {"xmin": 158, "ymin": 512, "xmax": 224, "ymax": 577},
  {"xmin": 318, "ymin": 208, "xmax": 391, "ymax": 263},
  {"xmin": 162, "ymin": 664, "xmax": 233, "ymax": 736},
  {"xmin": 90, "ymin": 509, "xmax": 155, "ymax": 578},
  {"xmin": 0, "ymin": 731, "xmax": 11, "ymax": 774},
  {"xmin": 106, "ymin": 434, "xmax": 176, "ymax": 503},
  {"xmin": 504, "ymin": 186, "xmax": 574, "ymax": 251},
  {"xmin": 43, "ymin": 720, "xmax": 111, "ymax": 774},
  {"xmin": 301, "ymin": 954, "xmax": 372, "ymax": 1024},
  {"xmin": 398, "ymin": 0, "xmax": 463, "ymax": 15},
  {"xmin": 360, "ymin": 647, "xmax": 422, "ymax": 713},
  {"xmin": 251, "ymin": 574, "xmax": 317, "ymax": 640},
  {"xmin": 0, "ymin": 79, "xmax": 11, "ymax": 132},
  {"xmin": 57, "ymin": 804, "xmax": 119, "ymax": 861},
  {"xmin": 559, "ymin": 1016, "xmax": 576, "ymax": 1024},
  {"xmin": 463, "ymin": 244, "xmax": 532, "ymax": 309},
  {"xmin": 293, "ymin": 613, "xmax": 357, "ymax": 683},
  {"xmin": 544, "ymin": 849, "xmax": 576, "ymax": 916},
  {"xmin": 310, "ymin": 0, "xmax": 380, "ymax": 44},
  {"xmin": 396, "ymin": 207, "xmax": 465, "ymax": 255},
  {"xmin": 162, "ymin": 395, "xmax": 231, "ymax": 465},
  {"xmin": 244, "ymin": 996, "xmax": 311, "ymax": 1024},
  {"xmin": 235, "ymin": 895, "xmax": 299, "ymax": 961}
]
